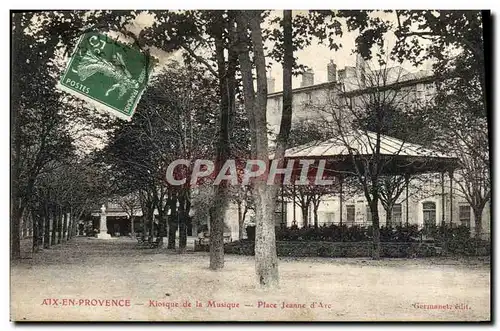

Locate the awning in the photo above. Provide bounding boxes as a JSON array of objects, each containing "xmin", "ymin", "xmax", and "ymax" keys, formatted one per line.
[{"xmin": 277, "ymin": 130, "xmax": 460, "ymax": 176}]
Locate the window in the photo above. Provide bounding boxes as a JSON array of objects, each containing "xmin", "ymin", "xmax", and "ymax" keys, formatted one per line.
[
  {"xmin": 392, "ymin": 204, "xmax": 402, "ymax": 227},
  {"xmin": 410, "ymin": 87, "xmax": 419, "ymax": 103},
  {"xmin": 346, "ymin": 204, "xmax": 355, "ymax": 226},
  {"xmin": 422, "ymin": 202, "xmax": 436, "ymax": 228},
  {"xmin": 305, "ymin": 92, "xmax": 312, "ymax": 104},
  {"xmin": 425, "ymin": 84, "xmax": 434, "ymax": 100},
  {"xmin": 416, "ymin": 83, "xmax": 425, "ymax": 100},
  {"xmin": 425, "ymin": 83, "xmax": 434, "ymax": 95},
  {"xmin": 275, "ymin": 201, "xmax": 287, "ymax": 227},
  {"xmin": 459, "ymin": 205, "xmax": 471, "ymax": 228}
]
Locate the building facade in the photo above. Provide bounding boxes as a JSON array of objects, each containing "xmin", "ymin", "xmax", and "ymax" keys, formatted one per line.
[{"xmin": 265, "ymin": 57, "xmax": 491, "ymax": 239}]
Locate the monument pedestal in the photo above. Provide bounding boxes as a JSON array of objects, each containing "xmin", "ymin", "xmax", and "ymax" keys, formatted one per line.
[
  {"xmin": 97, "ymin": 232, "xmax": 113, "ymax": 239},
  {"xmin": 96, "ymin": 204, "xmax": 114, "ymax": 240}
]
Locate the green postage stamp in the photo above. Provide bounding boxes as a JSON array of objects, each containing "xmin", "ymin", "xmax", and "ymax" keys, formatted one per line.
[{"xmin": 57, "ymin": 32, "xmax": 154, "ymax": 121}]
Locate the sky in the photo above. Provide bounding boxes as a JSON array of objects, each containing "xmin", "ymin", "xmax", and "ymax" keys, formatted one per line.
[
  {"xmin": 55, "ymin": 10, "xmax": 434, "ymax": 154},
  {"xmin": 130, "ymin": 10, "xmax": 433, "ymax": 92}
]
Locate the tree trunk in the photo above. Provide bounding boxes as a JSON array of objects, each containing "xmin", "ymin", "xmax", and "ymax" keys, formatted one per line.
[
  {"xmin": 369, "ymin": 123, "xmax": 383, "ymax": 259},
  {"xmin": 237, "ymin": 201, "xmax": 245, "ymax": 240},
  {"xmin": 385, "ymin": 205, "xmax": 393, "ymax": 228},
  {"xmin": 51, "ymin": 205, "xmax": 57, "ymax": 246},
  {"xmin": 209, "ymin": 11, "xmax": 233, "ymax": 270},
  {"xmin": 44, "ymin": 203, "xmax": 50, "ymax": 248},
  {"xmin": 254, "ymin": 183, "xmax": 279, "ymax": 287},
  {"xmin": 70, "ymin": 212, "xmax": 78, "ymax": 238},
  {"xmin": 40, "ymin": 211, "xmax": 45, "ymax": 247},
  {"xmin": 66, "ymin": 214, "xmax": 71, "ymax": 240},
  {"xmin": 248, "ymin": 25, "xmax": 281, "ymax": 283},
  {"xmin": 67, "ymin": 212, "xmax": 73, "ymax": 240},
  {"xmin": 179, "ymin": 218, "xmax": 186, "ymax": 252},
  {"xmin": 313, "ymin": 204, "xmax": 319, "ymax": 228},
  {"xmin": 62, "ymin": 211, "xmax": 68, "ymax": 242},
  {"xmin": 149, "ymin": 207, "xmax": 155, "ymax": 243},
  {"xmin": 35, "ymin": 205, "xmax": 45, "ymax": 249},
  {"xmin": 167, "ymin": 199, "xmax": 177, "ymax": 249},
  {"xmin": 179, "ymin": 194, "xmax": 187, "ymax": 253},
  {"xmin": 74, "ymin": 213, "xmax": 79, "ymax": 237},
  {"xmin": 371, "ymin": 200, "xmax": 381, "ymax": 259},
  {"xmin": 11, "ymin": 205, "xmax": 22, "ymax": 259},
  {"xmin": 209, "ymin": 195, "xmax": 226, "ymax": 269},
  {"xmin": 300, "ymin": 205, "xmax": 309, "ymax": 228},
  {"xmin": 57, "ymin": 206, "xmax": 63, "ymax": 244},
  {"xmin": 473, "ymin": 207, "xmax": 483, "ymax": 238},
  {"xmin": 179, "ymin": 197, "xmax": 191, "ymax": 251},
  {"xmin": 130, "ymin": 215, "xmax": 135, "ymax": 237},
  {"xmin": 156, "ymin": 209, "xmax": 164, "ymax": 246},
  {"xmin": 32, "ymin": 208, "xmax": 40, "ymax": 253},
  {"xmin": 167, "ymin": 219, "xmax": 177, "ymax": 249},
  {"xmin": 10, "ymin": 13, "xmax": 23, "ymax": 260},
  {"xmin": 235, "ymin": 10, "xmax": 292, "ymax": 288}
]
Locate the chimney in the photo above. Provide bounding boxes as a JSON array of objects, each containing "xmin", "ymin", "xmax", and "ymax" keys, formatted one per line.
[
  {"xmin": 301, "ymin": 68, "xmax": 314, "ymax": 87},
  {"xmin": 337, "ymin": 69, "xmax": 346, "ymax": 82},
  {"xmin": 356, "ymin": 53, "xmax": 366, "ymax": 87},
  {"xmin": 267, "ymin": 76, "xmax": 275, "ymax": 93},
  {"xmin": 327, "ymin": 60, "xmax": 337, "ymax": 82}
]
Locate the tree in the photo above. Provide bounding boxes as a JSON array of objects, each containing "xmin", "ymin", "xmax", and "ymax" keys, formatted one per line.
[
  {"xmin": 283, "ymin": 120, "xmax": 334, "ymax": 228},
  {"xmin": 336, "ymin": 10, "xmax": 489, "ymax": 236},
  {"xmin": 317, "ymin": 57, "xmax": 432, "ymax": 259},
  {"xmin": 205, "ymin": 11, "xmax": 235, "ymax": 269},
  {"xmin": 429, "ymin": 98, "xmax": 489, "ymax": 237},
  {"xmin": 144, "ymin": 10, "xmax": 250, "ymax": 266},
  {"xmin": 11, "ymin": 10, "xmax": 135, "ymax": 258},
  {"xmin": 236, "ymin": 10, "xmax": 275, "ymax": 287},
  {"xmin": 228, "ymin": 185, "xmax": 254, "ymax": 240},
  {"xmin": 234, "ymin": 10, "xmax": 295, "ymax": 287},
  {"xmin": 451, "ymin": 125, "xmax": 490, "ymax": 237},
  {"xmin": 28, "ymin": 155, "xmax": 110, "ymax": 252},
  {"xmin": 353, "ymin": 79, "xmax": 441, "ymax": 228},
  {"xmin": 234, "ymin": 9, "xmax": 348, "ymax": 285},
  {"xmin": 11, "ymin": 13, "xmax": 73, "ymax": 258},
  {"xmin": 429, "ymin": 34, "xmax": 489, "ymax": 237}
]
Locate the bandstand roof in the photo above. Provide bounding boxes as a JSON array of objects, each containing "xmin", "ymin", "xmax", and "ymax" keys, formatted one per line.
[{"xmin": 278, "ymin": 130, "xmax": 460, "ymax": 176}]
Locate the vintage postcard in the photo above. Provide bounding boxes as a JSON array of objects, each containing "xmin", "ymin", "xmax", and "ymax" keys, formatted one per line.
[{"xmin": 10, "ymin": 9, "xmax": 491, "ymax": 322}]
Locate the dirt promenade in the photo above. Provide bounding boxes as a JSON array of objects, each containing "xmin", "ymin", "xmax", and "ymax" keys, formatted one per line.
[{"xmin": 10, "ymin": 237, "xmax": 490, "ymax": 321}]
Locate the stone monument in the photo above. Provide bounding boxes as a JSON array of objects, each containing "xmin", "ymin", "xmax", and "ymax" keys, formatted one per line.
[{"xmin": 97, "ymin": 204, "xmax": 112, "ymax": 239}]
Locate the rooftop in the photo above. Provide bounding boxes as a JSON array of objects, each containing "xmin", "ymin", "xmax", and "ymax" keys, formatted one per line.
[{"xmin": 267, "ymin": 68, "xmax": 434, "ymax": 98}]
